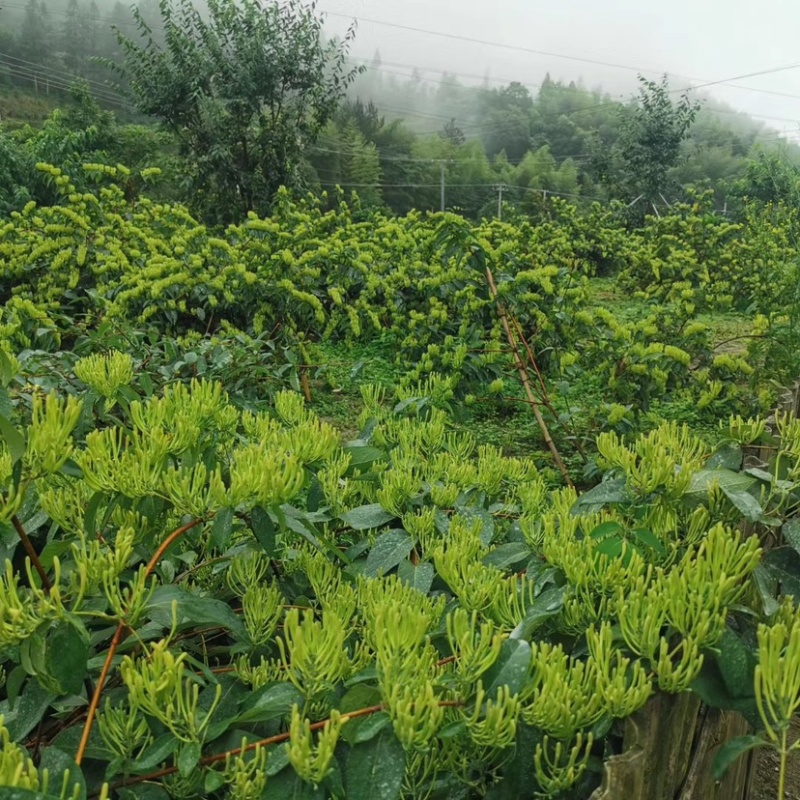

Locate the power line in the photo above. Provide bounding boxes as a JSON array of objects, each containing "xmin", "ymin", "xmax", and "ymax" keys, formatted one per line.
[
  {"xmin": 322, "ymin": 8, "xmax": 691, "ymax": 79},
  {"xmin": 317, "ymin": 179, "xmax": 603, "ymax": 199},
  {"xmin": 351, "ymin": 54, "xmax": 800, "ymax": 106},
  {"xmin": 326, "ymin": 5, "xmax": 800, "ymax": 103},
  {"xmin": 352, "ymin": 59, "xmax": 800, "ymax": 131},
  {"xmin": 0, "ymin": 51, "xmax": 121, "ymax": 96},
  {"xmin": 0, "ymin": 53, "xmax": 131, "ymax": 107},
  {"xmin": 328, "ymin": 8, "xmax": 800, "ymax": 139},
  {"xmin": 0, "ymin": 1, "xmax": 142, "ymax": 28},
  {"xmin": 0, "ymin": 62, "xmax": 131, "ymax": 109}
]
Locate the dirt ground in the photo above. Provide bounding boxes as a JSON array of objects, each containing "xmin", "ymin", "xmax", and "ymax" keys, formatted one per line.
[{"xmin": 750, "ymin": 717, "xmax": 800, "ymax": 800}]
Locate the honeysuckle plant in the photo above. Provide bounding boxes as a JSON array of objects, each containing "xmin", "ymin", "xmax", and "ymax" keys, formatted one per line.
[
  {"xmin": 0, "ymin": 343, "xmax": 796, "ymax": 800},
  {"xmin": 1, "ymin": 163, "xmax": 800, "ymax": 799},
  {"xmin": 3, "ymin": 162, "xmax": 782, "ymax": 437}
]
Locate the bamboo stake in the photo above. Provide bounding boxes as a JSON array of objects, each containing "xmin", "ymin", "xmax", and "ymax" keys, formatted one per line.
[{"xmin": 484, "ymin": 266, "xmax": 574, "ymax": 488}]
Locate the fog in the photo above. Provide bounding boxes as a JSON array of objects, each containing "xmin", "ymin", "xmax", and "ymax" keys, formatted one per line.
[{"xmin": 321, "ymin": 0, "xmax": 800, "ymax": 142}]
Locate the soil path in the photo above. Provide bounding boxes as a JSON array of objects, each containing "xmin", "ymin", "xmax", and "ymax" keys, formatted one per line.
[{"xmin": 750, "ymin": 717, "xmax": 800, "ymax": 800}]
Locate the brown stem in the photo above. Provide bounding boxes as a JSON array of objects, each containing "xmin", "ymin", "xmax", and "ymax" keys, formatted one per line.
[
  {"xmin": 484, "ymin": 266, "xmax": 574, "ymax": 488},
  {"xmin": 299, "ymin": 367, "xmax": 312, "ymax": 403},
  {"xmin": 508, "ymin": 314, "xmax": 550, "ymax": 402},
  {"xmin": 75, "ymin": 518, "xmax": 204, "ymax": 766},
  {"xmin": 100, "ymin": 701, "xmax": 464, "ymax": 795},
  {"xmin": 508, "ymin": 309, "xmax": 588, "ymax": 463},
  {"xmin": 75, "ymin": 624, "xmax": 124, "ymax": 766},
  {"xmin": 12, "ymin": 515, "xmax": 51, "ymax": 594}
]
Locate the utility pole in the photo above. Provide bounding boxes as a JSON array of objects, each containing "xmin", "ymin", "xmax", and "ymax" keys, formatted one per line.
[
  {"xmin": 440, "ymin": 161, "xmax": 446, "ymax": 212},
  {"xmin": 496, "ymin": 183, "xmax": 504, "ymax": 220}
]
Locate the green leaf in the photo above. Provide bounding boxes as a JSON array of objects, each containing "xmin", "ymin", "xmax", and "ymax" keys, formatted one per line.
[
  {"xmin": 485, "ymin": 723, "xmax": 539, "ymax": 799},
  {"xmin": 132, "ymin": 733, "xmax": 180, "ymax": 773},
  {"xmin": 83, "ymin": 492, "xmax": 106, "ymax": 540},
  {"xmin": 146, "ymin": 586, "xmax": 246, "ymax": 639},
  {"xmin": 589, "ymin": 521, "xmax": 624, "ymax": 540},
  {"xmin": 761, "ymin": 548, "xmax": 800, "ymax": 601},
  {"xmin": 250, "ymin": 506, "xmax": 276, "ymax": 555},
  {"xmin": 482, "ymin": 639, "xmax": 532, "ymax": 695},
  {"xmin": 706, "ymin": 442, "xmax": 743, "ymax": 471},
  {"xmin": 686, "ymin": 469, "xmax": 756, "ymax": 497},
  {"xmin": 45, "ymin": 621, "xmax": 89, "ymax": 696},
  {"xmin": 341, "ymin": 503, "xmax": 396, "ymax": 531},
  {"xmin": 39, "ymin": 747, "xmax": 86, "ymax": 800},
  {"xmin": 210, "ymin": 507, "xmax": 234, "ymax": 551},
  {"xmin": 346, "ymin": 727, "xmax": 406, "ymax": 800},
  {"xmin": 352, "ymin": 712, "xmax": 391, "ymax": 744},
  {"xmin": 482, "ymin": 542, "xmax": 533, "ymax": 570},
  {"xmin": 753, "ymin": 564, "xmax": 781, "ymax": 616},
  {"xmin": 715, "ymin": 628, "xmax": 755, "ymax": 698},
  {"xmin": 396, "ymin": 560, "xmax": 434, "ymax": 594},
  {"xmin": 456, "ymin": 506, "xmax": 494, "ymax": 545},
  {"xmin": 595, "ymin": 535, "xmax": 624, "ymax": 559},
  {"xmin": 571, "ymin": 479, "xmax": 628, "ymax": 514},
  {"xmin": 0, "ymin": 349, "xmax": 19, "ymax": 386},
  {"xmin": 340, "ymin": 684, "xmax": 384, "ymax": 744},
  {"xmin": 204, "ymin": 770, "xmax": 226, "ymax": 793},
  {"xmin": 5, "ymin": 665, "xmax": 27, "ymax": 707},
  {"xmin": 0, "ymin": 791, "xmax": 63, "ymax": 800},
  {"xmin": 265, "ymin": 769, "xmax": 325, "ymax": 799},
  {"xmin": 364, "ymin": 530, "xmax": 414, "ymax": 578},
  {"xmin": 343, "ymin": 445, "xmax": 386, "ymax": 471},
  {"xmin": 0, "ymin": 413, "xmax": 26, "ymax": 463},
  {"xmin": 712, "ymin": 735, "xmax": 766, "ymax": 781},
  {"xmin": 0, "ymin": 679, "xmax": 54, "ymax": 740},
  {"xmin": 509, "ymin": 586, "xmax": 565, "ymax": 640},
  {"xmin": 0, "ymin": 386, "xmax": 11, "ymax": 417},
  {"xmin": 783, "ymin": 519, "xmax": 800, "ymax": 555},
  {"xmin": 59, "ymin": 459, "xmax": 83, "ymax": 478},
  {"xmin": 690, "ymin": 661, "xmax": 760, "ymax": 728},
  {"xmin": 235, "ymin": 682, "xmax": 303, "ymax": 724},
  {"xmin": 631, "ymin": 528, "xmax": 667, "ymax": 556},
  {"xmin": 721, "ymin": 487, "xmax": 763, "ymax": 523},
  {"xmin": 266, "ymin": 746, "xmax": 291, "ymax": 777},
  {"xmin": 178, "ymin": 741, "xmax": 202, "ymax": 778}
]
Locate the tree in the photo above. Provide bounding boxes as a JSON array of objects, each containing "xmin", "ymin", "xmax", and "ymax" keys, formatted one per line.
[
  {"xmin": 440, "ymin": 118, "xmax": 465, "ymax": 147},
  {"xmin": 19, "ymin": 0, "xmax": 50, "ymax": 67},
  {"xmin": 480, "ymin": 82, "xmax": 533, "ymax": 162},
  {"xmin": 62, "ymin": 0, "xmax": 88, "ymax": 73},
  {"xmin": 728, "ymin": 146, "xmax": 800, "ymax": 207},
  {"xmin": 114, "ymin": 0, "xmax": 360, "ymax": 223},
  {"xmin": 610, "ymin": 76, "xmax": 699, "ymax": 218}
]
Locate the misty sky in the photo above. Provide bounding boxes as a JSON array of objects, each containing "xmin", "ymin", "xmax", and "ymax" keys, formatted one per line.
[{"xmin": 321, "ymin": 0, "xmax": 800, "ymax": 140}]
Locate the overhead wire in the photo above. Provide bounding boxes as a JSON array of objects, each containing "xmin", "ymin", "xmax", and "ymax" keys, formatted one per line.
[
  {"xmin": 327, "ymin": 7, "xmax": 800, "ymax": 141},
  {"xmin": 349, "ymin": 54, "xmax": 800, "ymax": 105},
  {"xmin": 3, "ymin": 2, "xmax": 798, "ymax": 167},
  {"xmin": 348, "ymin": 57, "xmax": 800, "ymax": 131},
  {"xmin": 0, "ymin": 61, "xmax": 132, "ymax": 110},
  {"xmin": 323, "ymin": 6, "xmax": 800, "ymax": 101},
  {"xmin": 317, "ymin": 180, "xmax": 607, "ymax": 202},
  {"xmin": 0, "ymin": 1, "xmax": 143, "ymax": 28},
  {"xmin": 0, "ymin": 52, "xmax": 122, "ymax": 96}
]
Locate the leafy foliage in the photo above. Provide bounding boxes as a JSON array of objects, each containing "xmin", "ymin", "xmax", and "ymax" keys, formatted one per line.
[
  {"xmin": 113, "ymin": 0, "xmax": 360, "ymax": 223},
  {"xmin": 0, "ymin": 347, "xmax": 793, "ymax": 799}
]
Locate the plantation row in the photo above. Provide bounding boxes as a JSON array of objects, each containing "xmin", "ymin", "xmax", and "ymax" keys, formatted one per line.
[
  {"xmin": 0, "ymin": 350, "xmax": 798, "ymax": 799},
  {"xmin": 0, "ymin": 165, "xmax": 799, "ymax": 799},
  {"xmin": 1, "ymin": 166, "xmax": 798, "ymax": 433}
]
